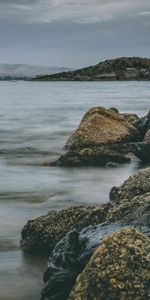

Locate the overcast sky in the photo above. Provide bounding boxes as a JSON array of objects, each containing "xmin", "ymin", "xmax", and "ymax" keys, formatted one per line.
[{"xmin": 0, "ymin": 0, "xmax": 150, "ymax": 68}]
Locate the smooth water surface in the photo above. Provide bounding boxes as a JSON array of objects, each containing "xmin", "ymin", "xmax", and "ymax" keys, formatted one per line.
[{"xmin": 0, "ymin": 81, "xmax": 149, "ymax": 299}]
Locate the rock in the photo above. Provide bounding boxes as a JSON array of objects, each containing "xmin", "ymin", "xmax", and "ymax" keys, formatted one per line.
[
  {"xmin": 41, "ymin": 190, "xmax": 150, "ymax": 300},
  {"xmin": 40, "ymin": 224, "xmax": 124, "ymax": 300},
  {"xmin": 133, "ymin": 142, "xmax": 150, "ymax": 162},
  {"xmin": 53, "ymin": 106, "xmax": 140, "ymax": 167},
  {"xmin": 69, "ymin": 228, "xmax": 150, "ymax": 300},
  {"xmin": 65, "ymin": 107, "xmax": 139, "ymax": 150},
  {"xmin": 135, "ymin": 110, "xmax": 150, "ymax": 138},
  {"xmin": 107, "ymin": 192, "xmax": 150, "ymax": 228},
  {"xmin": 144, "ymin": 129, "xmax": 150, "ymax": 143},
  {"xmin": 55, "ymin": 146, "xmax": 130, "ymax": 167},
  {"xmin": 124, "ymin": 67, "xmax": 140, "ymax": 79},
  {"xmin": 20, "ymin": 204, "xmax": 111, "ymax": 253},
  {"xmin": 122, "ymin": 113, "xmax": 139, "ymax": 125},
  {"xmin": 110, "ymin": 167, "xmax": 150, "ymax": 203}
]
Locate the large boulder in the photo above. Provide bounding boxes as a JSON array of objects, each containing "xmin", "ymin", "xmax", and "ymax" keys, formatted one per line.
[
  {"xmin": 53, "ymin": 106, "xmax": 139, "ymax": 167},
  {"xmin": 20, "ymin": 204, "xmax": 111, "ymax": 253},
  {"xmin": 69, "ymin": 228, "xmax": 150, "ymax": 300},
  {"xmin": 65, "ymin": 107, "xmax": 139, "ymax": 150},
  {"xmin": 110, "ymin": 167, "xmax": 150, "ymax": 203}
]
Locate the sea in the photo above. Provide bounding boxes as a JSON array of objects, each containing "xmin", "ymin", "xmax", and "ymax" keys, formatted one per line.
[{"xmin": 0, "ymin": 80, "xmax": 149, "ymax": 299}]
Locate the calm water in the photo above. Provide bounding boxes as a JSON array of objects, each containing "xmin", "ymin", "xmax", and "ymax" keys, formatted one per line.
[{"xmin": 0, "ymin": 81, "xmax": 149, "ymax": 300}]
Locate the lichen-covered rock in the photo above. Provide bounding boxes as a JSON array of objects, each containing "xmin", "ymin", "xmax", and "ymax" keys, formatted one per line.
[
  {"xmin": 107, "ymin": 192, "xmax": 150, "ymax": 227},
  {"xmin": 122, "ymin": 113, "xmax": 139, "ymax": 125},
  {"xmin": 41, "ymin": 193, "xmax": 150, "ymax": 300},
  {"xmin": 69, "ymin": 228, "xmax": 150, "ymax": 300},
  {"xmin": 110, "ymin": 167, "xmax": 150, "ymax": 203},
  {"xmin": 53, "ymin": 106, "xmax": 140, "ymax": 167},
  {"xmin": 20, "ymin": 204, "xmax": 111, "ymax": 253},
  {"xmin": 65, "ymin": 107, "xmax": 139, "ymax": 150},
  {"xmin": 55, "ymin": 146, "xmax": 130, "ymax": 167}
]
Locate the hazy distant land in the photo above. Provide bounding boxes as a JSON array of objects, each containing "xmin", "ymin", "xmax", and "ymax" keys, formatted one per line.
[
  {"xmin": 34, "ymin": 57, "xmax": 150, "ymax": 81},
  {"xmin": 0, "ymin": 64, "xmax": 71, "ymax": 80}
]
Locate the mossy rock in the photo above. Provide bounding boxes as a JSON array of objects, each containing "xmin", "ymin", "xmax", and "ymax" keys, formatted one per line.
[
  {"xmin": 69, "ymin": 228, "xmax": 150, "ymax": 300},
  {"xmin": 66, "ymin": 107, "xmax": 139, "ymax": 150}
]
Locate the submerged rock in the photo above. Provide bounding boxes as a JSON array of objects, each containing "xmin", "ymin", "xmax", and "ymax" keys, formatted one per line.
[
  {"xmin": 110, "ymin": 167, "xmax": 150, "ymax": 203},
  {"xmin": 69, "ymin": 228, "xmax": 150, "ymax": 300},
  {"xmin": 20, "ymin": 204, "xmax": 111, "ymax": 253},
  {"xmin": 55, "ymin": 146, "xmax": 130, "ymax": 167}
]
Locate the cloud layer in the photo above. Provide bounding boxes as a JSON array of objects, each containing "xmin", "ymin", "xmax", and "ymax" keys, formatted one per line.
[
  {"xmin": 0, "ymin": 0, "xmax": 150, "ymax": 24},
  {"xmin": 0, "ymin": 0, "xmax": 149, "ymax": 67}
]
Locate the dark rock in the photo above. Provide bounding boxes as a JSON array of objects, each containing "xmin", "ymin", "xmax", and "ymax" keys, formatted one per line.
[
  {"xmin": 69, "ymin": 228, "xmax": 150, "ymax": 300},
  {"xmin": 110, "ymin": 167, "xmax": 150, "ymax": 203},
  {"xmin": 122, "ymin": 113, "xmax": 139, "ymax": 125},
  {"xmin": 55, "ymin": 146, "xmax": 130, "ymax": 167},
  {"xmin": 40, "ymin": 179, "xmax": 150, "ymax": 300},
  {"xmin": 40, "ymin": 224, "xmax": 122, "ymax": 300},
  {"xmin": 20, "ymin": 204, "xmax": 111, "ymax": 253},
  {"xmin": 144, "ymin": 129, "xmax": 150, "ymax": 143},
  {"xmin": 133, "ymin": 142, "xmax": 150, "ymax": 162},
  {"xmin": 135, "ymin": 110, "xmax": 150, "ymax": 139}
]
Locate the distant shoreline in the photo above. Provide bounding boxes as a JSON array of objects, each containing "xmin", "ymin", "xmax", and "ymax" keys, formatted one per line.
[{"xmin": 33, "ymin": 57, "xmax": 150, "ymax": 81}]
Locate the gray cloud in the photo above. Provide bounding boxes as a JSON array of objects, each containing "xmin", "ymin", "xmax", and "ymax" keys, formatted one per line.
[
  {"xmin": 0, "ymin": 0, "xmax": 149, "ymax": 67},
  {"xmin": 0, "ymin": 0, "xmax": 149, "ymax": 24}
]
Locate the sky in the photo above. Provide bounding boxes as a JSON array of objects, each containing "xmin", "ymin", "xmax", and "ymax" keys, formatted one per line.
[{"xmin": 0, "ymin": 0, "xmax": 150, "ymax": 68}]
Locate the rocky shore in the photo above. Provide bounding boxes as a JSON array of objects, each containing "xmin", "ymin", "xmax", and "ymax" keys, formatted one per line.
[
  {"xmin": 34, "ymin": 57, "xmax": 150, "ymax": 81},
  {"xmin": 20, "ymin": 107, "xmax": 150, "ymax": 300}
]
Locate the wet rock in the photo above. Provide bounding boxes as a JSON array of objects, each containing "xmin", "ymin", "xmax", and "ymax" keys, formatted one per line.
[
  {"xmin": 65, "ymin": 107, "xmax": 139, "ymax": 150},
  {"xmin": 133, "ymin": 129, "xmax": 150, "ymax": 162},
  {"xmin": 122, "ymin": 113, "xmax": 139, "ymax": 125},
  {"xmin": 133, "ymin": 142, "xmax": 150, "ymax": 162},
  {"xmin": 20, "ymin": 204, "xmax": 111, "ymax": 253},
  {"xmin": 55, "ymin": 146, "xmax": 130, "ymax": 167},
  {"xmin": 110, "ymin": 167, "xmax": 150, "ymax": 203},
  {"xmin": 135, "ymin": 110, "xmax": 150, "ymax": 139},
  {"xmin": 107, "ymin": 192, "xmax": 150, "ymax": 228},
  {"xmin": 144, "ymin": 129, "xmax": 150, "ymax": 143},
  {"xmin": 40, "ymin": 185, "xmax": 150, "ymax": 300},
  {"xmin": 69, "ymin": 228, "xmax": 150, "ymax": 300},
  {"xmin": 53, "ymin": 106, "xmax": 139, "ymax": 167},
  {"xmin": 40, "ymin": 224, "xmax": 123, "ymax": 300}
]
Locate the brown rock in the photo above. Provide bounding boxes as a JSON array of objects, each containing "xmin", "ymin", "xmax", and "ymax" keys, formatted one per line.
[
  {"xmin": 110, "ymin": 167, "xmax": 150, "ymax": 203},
  {"xmin": 65, "ymin": 107, "xmax": 139, "ymax": 150},
  {"xmin": 69, "ymin": 228, "xmax": 150, "ymax": 300},
  {"xmin": 20, "ymin": 204, "xmax": 111, "ymax": 253}
]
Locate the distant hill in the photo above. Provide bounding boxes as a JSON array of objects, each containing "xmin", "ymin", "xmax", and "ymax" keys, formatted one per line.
[
  {"xmin": 0, "ymin": 64, "xmax": 71, "ymax": 80},
  {"xmin": 34, "ymin": 57, "xmax": 150, "ymax": 81}
]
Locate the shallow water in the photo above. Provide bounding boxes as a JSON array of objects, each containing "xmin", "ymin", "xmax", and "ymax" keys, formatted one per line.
[{"xmin": 0, "ymin": 81, "xmax": 149, "ymax": 299}]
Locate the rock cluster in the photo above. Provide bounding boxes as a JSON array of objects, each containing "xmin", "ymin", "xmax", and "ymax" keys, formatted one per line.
[
  {"xmin": 20, "ymin": 107, "xmax": 150, "ymax": 300},
  {"xmin": 21, "ymin": 167, "xmax": 150, "ymax": 300}
]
